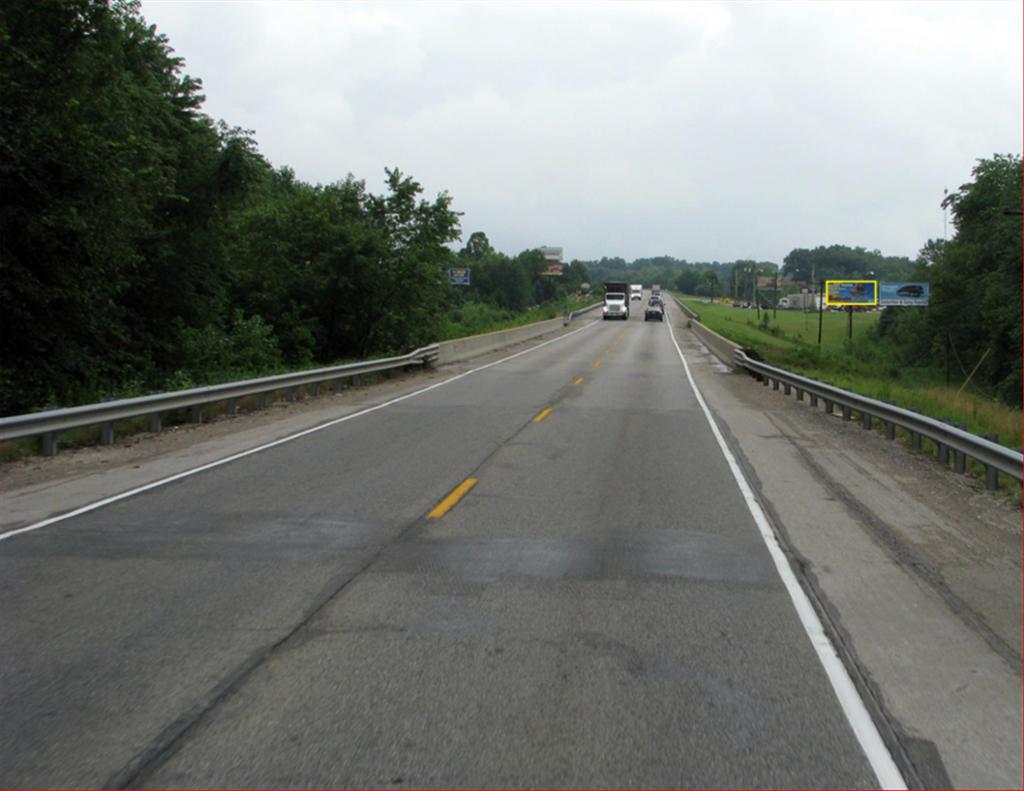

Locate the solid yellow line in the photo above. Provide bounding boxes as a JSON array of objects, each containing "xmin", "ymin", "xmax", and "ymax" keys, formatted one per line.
[
  {"xmin": 427, "ymin": 478, "xmax": 478, "ymax": 519},
  {"xmin": 573, "ymin": 377, "xmax": 584, "ymax": 385},
  {"xmin": 533, "ymin": 407, "xmax": 553, "ymax": 423}
]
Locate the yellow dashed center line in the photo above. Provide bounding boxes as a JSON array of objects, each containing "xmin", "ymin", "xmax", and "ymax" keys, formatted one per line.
[
  {"xmin": 573, "ymin": 377, "xmax": 584, "ymax": 385},
  {"xmin": 533, "ymin": 407, "xmax": 553, "ymax": 423},
  {"xmin": 594, "ymin": 359, "xmax": 602, "ymax": 368},
  {"xmin": 427, "ymin": 478, "xmax": 478, "ymax": 519}
]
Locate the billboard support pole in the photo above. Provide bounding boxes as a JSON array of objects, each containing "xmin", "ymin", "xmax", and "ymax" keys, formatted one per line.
[
  {"xmin": 818, "ymin": 280, "xmax": 824, "ymax": 347},
  {"xmin": 847, "ymin": 305, "xmax": 853, "ymax": 340}
]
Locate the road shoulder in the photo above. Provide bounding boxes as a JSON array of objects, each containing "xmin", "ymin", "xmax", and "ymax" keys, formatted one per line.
[{"xmin": 668, "ymin": 302, "xmax": 1022, "ymax": 789}]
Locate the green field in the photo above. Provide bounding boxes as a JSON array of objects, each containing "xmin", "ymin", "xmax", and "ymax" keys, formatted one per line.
[
  {"xmin": 677, "ymin": 297, "xmax": 880, "ymax": 354},
  {"xmin": 675, "ymin": 294, "xmax": 1021, "ymax": 493}
]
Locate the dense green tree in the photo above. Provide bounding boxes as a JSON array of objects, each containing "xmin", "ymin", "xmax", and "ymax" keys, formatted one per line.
[
  {"xmin": 0, "ymin": 0, "xmax": 239, "ymax": 410},
  {"xmin": 878, "ymin": 155, "xmax": 1022, "ymax": 404}
]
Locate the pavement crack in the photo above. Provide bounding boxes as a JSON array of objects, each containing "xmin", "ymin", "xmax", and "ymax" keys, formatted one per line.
[{"xmin": 781, "ymin": 431, "xmax": 1021, "ymax": 673}]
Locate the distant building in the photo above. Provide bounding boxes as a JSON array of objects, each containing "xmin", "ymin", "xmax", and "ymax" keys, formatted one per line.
[{"xmin": 540, "ymin": 246, "xmax": 563, "ymax": 276}]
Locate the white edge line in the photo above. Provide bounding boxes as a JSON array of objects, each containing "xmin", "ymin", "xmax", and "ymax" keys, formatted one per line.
[
  {"xmin": 1, "ymin": 320, "xmax": 599, "ymax": 543},
  {"xmin": 665, "ymin": 318, "xmax": 907, "ymax": 791}
]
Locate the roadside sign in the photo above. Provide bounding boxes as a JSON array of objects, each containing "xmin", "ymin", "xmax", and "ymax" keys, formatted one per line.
[
  {"xmin": 825, "ymin": 280, "xmax": 877, "ymax": 306},
  {"xmin": 879, "ymin": 282, "xmax": 929, "ymax": 306},
  {"xmin": 448, "ymin": 267, "xmax": 471, "ymax": 286}
]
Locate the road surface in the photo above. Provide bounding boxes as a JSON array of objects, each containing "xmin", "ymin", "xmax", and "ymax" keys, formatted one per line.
[{"xmin": 1, "ymin": 310, "xmax": 889, "ymax": 788}]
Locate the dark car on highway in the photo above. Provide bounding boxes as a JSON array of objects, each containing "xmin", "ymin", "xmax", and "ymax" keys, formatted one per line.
[{"xmin": 644, "ymin": 304, "xmax": 664, "ymax": 322}]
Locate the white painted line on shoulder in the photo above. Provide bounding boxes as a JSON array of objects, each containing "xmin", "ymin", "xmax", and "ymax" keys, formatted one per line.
[
  {"xmin": 664, "ymin": 319, "xmax": 907, "ymax": 790},
  {"xmin": 0, "ymin": 320, "xmax": 600, "ymax": 543}
]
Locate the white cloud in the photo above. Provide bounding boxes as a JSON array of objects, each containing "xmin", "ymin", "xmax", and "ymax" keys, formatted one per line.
[{"xmin": 141, "ymin": 0, "xmax": 1022, "ymax": 262}]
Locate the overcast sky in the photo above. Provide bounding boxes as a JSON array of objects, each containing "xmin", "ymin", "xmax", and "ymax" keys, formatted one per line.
[{"xmin": 140, "ymin": 0, "xmax": 1021, "ymax": 263}]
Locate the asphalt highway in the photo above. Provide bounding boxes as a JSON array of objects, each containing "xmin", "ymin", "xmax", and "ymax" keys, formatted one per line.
[{"xmin": 1, "ymin": 309, "xmax": 884, "ymax": 788}]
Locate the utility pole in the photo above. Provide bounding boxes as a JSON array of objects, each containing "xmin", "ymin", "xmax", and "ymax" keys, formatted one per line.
[
  {"xmin": 943, "ymin": 187, "xmax": 948, "ymax": 241},
  {"xmin": 817, "ymin": 279, "xmax": 824, "ymax": 346}
]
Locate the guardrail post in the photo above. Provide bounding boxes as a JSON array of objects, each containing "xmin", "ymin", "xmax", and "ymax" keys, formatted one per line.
[
  {"xmin": 911, "ymin": 431, "xmax": 922, "ymax": 450},
  {"xmin": 809, "ymin": 393, "xmax": 818, "ymax": 407},
  {"xmin": 783, "ymin": 383, "xmax": 791, "ymax": 395},
  {"xmin": 796, "ymin": 388, "xmax": 804, "ymax": 401},
  {"xmin": 191, "ymin": 405, "xmax": 203, "ymax": 424},
  {"xmin": 333, "ymin": 378, "xmax": 344, "ymax": 393},
  {"xmin": 352, "ymin": 375, "xmax": 362, "ymax": 387},
  {"xmin": 259, "ymin": 393, "xmax": 270, "ymax": 409},
  {"xmin": 309, "ymin": 382, "xmax": 320, "ymax": 398},
  {"xmin": 861, "ymin": 412, "xmax": 871, "ymax": 429},
  {"xmin": 885, "ymin": 421, "xmax": 896, "ymax": 440},
  {"xmin": 42, "ymin": 432, "xmax": 60, "ymax": 456},
  {"xmin": 842, "ymin": 405, "xmax": 852, "ymax": 421},
  {"xmin": 772, "ymin": 379, "xmax": 779, "ymax": 390},
  {"xmin": 287, "ymin": 386, "xmax": 298, "ymax": 402},
  {"xmin": 226, "ymin": 398, "xmax": 238, "ymax": 416},
  {"xmin": 148, "ymin": 413, "xmax": 163, "ymax": 433},
  {"xmin": 937, "ymin": 418, "xmax": 953, "ymax": 466},
  {"xmin": 100, "ymin": 422, "xmax": 115, "ymax": 445},
  {"xmin": 761, "ymin": 376, "xmax": 769, "ymax": 386},
  {"xmin": 982, "ymin": 434, "xmax": 1000, "ymax": 490}
]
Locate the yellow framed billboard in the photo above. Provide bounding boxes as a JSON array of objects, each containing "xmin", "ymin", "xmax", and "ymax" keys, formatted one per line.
[{"xmin": 825, "ymin": 280, "xmax": 878, "ymax": 306}]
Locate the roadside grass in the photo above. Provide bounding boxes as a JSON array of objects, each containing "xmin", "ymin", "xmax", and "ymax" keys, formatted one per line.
[
  {"xmin": 675, "ymin": 294, "xmax": 1022, "ymax": 497},
  {"xmin": 677, "ymin": 295, "xmax": 881, "ymax": 352},
  {"xmin": 438, "ymin": 295, "xmax": 597, "ymax": 340}
]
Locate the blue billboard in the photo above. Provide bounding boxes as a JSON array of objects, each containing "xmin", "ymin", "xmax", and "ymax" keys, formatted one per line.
[
  {"xmin": 879, "ymin": 282, "xmax": 929, "ymax": 306},
  {"xmin": 448, "ymin": 267, "xmax": 471, "ymax": 286},
  {"xmin": 825, "ymin": 280, "xmax": 877, "ymax": 306}
]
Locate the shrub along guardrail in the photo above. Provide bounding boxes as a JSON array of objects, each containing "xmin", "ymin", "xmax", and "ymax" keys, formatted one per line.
[
  {"xmin": 0, "ymin": 302, "xmax": 604, "ymax": 456},
  {"xmin": 734, "ymin": 349, "xmax": 1023, "ymax": 490}
]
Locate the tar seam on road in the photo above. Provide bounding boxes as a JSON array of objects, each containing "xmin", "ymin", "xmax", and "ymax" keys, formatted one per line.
[
  {"xmin": 664, "ymin": 317, "xmax": 908, "ymax": 791},
  {"xmin": 533, "ymin": 407, "xmax": 553, "ymax": 423},
  {"xmin": 100, "ymin": 350, "xmax": 599, "ymax": 786},
  {"xmin": 427, "ymin": 478, "xmax": 478, "ymax": 518},
  {"xmin": 0, "ymin": 320, "xmax": 600, "ymax": 543}
]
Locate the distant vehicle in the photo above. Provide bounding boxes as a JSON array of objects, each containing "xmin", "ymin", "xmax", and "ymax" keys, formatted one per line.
[
  {"xmin": 649, "ymin": 295, "xmax": 663, "ymax": 307},
  {"xmin": 652, "ymin": 284, "xmax": 662, "ymax": 293},
  {"xmin": 630, "ymin": 284, "xmax": 643, "ymax": 301},
  {"xmin": 897, "ymin": 284, "xmax": 924, "ymax": 297},
  {"xmin": 644, "ymin": 304, "xmax": 664, "ymax": 322},
  {"xmin": 777, "ymin": 293, "xmax": 819, "ymax": 310},
  {"xmin": 603, "ymin": 281, "xmax": 630, "ymax": 320}
]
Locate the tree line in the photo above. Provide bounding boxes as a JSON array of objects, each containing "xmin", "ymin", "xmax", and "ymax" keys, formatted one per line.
[
  {"xmin": 0, "ymin": 0, "xmax": 585, "ymax": 415},
  {"xmin": 2, "ymin": 2, "xmax": 1017, "ymax": 415}
]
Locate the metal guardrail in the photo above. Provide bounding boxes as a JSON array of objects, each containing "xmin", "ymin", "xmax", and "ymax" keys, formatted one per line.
[
  {"xmin": 0, "ymin": 345, "xmax": 441, "ymax": 455},
  {"xmin": 0, "ymin": 302, "xmax": 605, "ymax": 456},
  {"xmin": 734, "ymin": 349, "xmax": 1023, "ymax": 489},
  {"xmin": 564, "ymin": 300, "xmax": 604, "ymax": 324}
]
